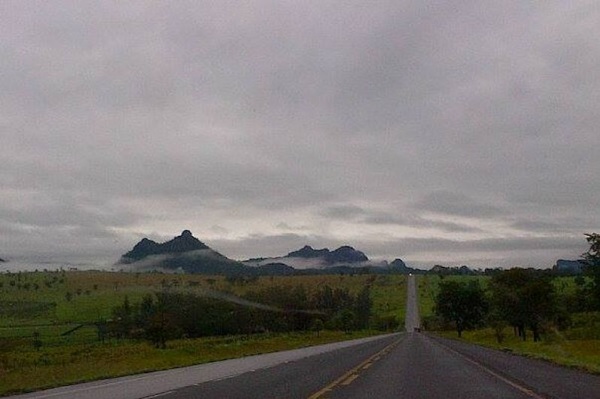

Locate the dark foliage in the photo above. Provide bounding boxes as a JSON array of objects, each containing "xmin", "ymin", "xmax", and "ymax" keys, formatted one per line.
[
  {"xmin": 108, "ymin": 284, "xmax": 374, "ymax": 347},
  {"xmin": 489, "ymin": 269, "xmax": 558, "ymax": 342},
  {"xmin": 582, "ymin": 233, "xmax": 600, "ymax": 310},
  {"xmin": 435, "ymin": 280, "xmax": 488, "ymax": 337}
]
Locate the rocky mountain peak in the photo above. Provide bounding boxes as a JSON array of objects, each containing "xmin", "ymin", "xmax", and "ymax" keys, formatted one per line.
[
  {"xmin": 286, "ymin": 245, "xmax": 330, "ymax": 258},
  {"xmin": 121, "ymin": 230, "xmax": 209, "ymax": 262},
  {"xmin": 325, "ymin": 246, "xmax": 368, "ymax": 264}
]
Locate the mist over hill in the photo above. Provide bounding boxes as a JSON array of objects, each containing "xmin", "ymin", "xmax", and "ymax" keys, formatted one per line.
[
  {"xmin": 117, "ymin": 230, "xmax": 247, "ymax": 274},
  {"xmin": 244, "ymin": 245, "xmax": 376, "ymax": 270},
  {"xmin": 112, "ymin": 230, "xmax": 585, "ymax": 277},
  {"xmin": 285, "ymin": 245, "xmax": 369, "ymax": 264},
  {"xmin": 117, "ymin": 230, "xmax": 409, "ymax": 275},
  {"xmin": 120, "ymin": 230, "xmax": 209, "ymax": 262}
]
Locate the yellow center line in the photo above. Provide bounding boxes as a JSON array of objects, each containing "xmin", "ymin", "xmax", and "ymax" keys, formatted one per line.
[
  {"xmin": 307, "ymin": 336, "xmax": 402, "ymax": 399},
  {"xmin": 340, "ymin": 374, "xmax": 360, "ymax": 386}
]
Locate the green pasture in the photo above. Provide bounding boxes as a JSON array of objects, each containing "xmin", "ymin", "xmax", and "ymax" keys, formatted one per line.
[
  {"xmin": 0, "ymin": 270, "xmax": 406, "ymax": 396},
  {"xmin": 0, "ymin": 271, "xmax": 407, "ymax": 327}
]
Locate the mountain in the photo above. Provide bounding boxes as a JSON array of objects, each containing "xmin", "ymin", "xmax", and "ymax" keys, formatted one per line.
[
  {"xmin": 553, "ymin": 259, "xmax": 585, "ymax": 275},
  {"xmin": 386, "ymin": 258, "xmax": 427, "ymax": 274},
  {"xmin": 118, "ymin": 231, "xmax": 419, "ymax": 276},
  {"xmin": 0, "ymin": 258, "xmax": 5, "ymax": 263},
  {"xmin": 389, "ymin": 258, "xmax": 407, "ymax": 269},
  {"xmin": 118, "ymin": 230, "xmax": 247, "ymax": 275},
  {"xmin": 286, "ymin": 245, "xmax": 330, "ymax": 259},
  {"xmin": 284, "ymin": 245, "xmax": 368, "ymax": 265},
  {"xmin": 325, "ymin": 246, "xmax": 368, "ymax": 264},
  {"xmin": 120, "ymin": 230, "xmax": 209, "ymax": 262}
]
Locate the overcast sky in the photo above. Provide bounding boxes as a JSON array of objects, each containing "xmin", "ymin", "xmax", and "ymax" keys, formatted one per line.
[{"xmin": 2, "ymin": 1, "xmax": 599, "ymax": 269}]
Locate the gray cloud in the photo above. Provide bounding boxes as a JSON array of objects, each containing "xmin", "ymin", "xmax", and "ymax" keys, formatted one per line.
[
  {"xmin": 358, "ymin": 234, "xmax": 589, "ymax": 268},
  {"xmin": 1, "ymin": 1, "xmax": 599, "ymax": 268},
  {"xmin": 413, "ymin": 191, "xmax": 506, "ymax": 218},
  {"xmin": 209, "ymin": 233, "xmax": 332, "ymax": 260},
  {"xmin": 321, "ymin": 204, "xmax": 481, "ymax": 233}
]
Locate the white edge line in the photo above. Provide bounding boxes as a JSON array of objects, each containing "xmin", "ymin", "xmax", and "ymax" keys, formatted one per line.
[{"xmin": 428, "ymin": 336, "xmax": 546, "ymax": 399}]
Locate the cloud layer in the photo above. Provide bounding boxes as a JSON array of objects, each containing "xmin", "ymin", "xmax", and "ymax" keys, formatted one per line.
[{"xmin": 2, "ymin": 1, "xmax": 599, "ymax": 268}]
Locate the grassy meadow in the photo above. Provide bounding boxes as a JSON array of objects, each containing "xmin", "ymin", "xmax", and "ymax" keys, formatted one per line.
[{"xmin": 0, "ymin": 270, "xmax": 407, "ymax": 396}]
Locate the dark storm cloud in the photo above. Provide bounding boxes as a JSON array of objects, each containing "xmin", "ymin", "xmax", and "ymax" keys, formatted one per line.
[{"xmin": 1, "ymin": 1, "xmax": 599, "ymax": 267}]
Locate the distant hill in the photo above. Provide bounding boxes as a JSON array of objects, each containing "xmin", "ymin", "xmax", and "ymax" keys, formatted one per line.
[
  {"xmin": 254, "ymin": 262, "xmax": 296, "ymax": 276},
  {"xmin": 389, "ymin": 258, "xmax": 407, "ymax": 270},
  {"xmin": 119, "ymin": 232, "xmax": 391, "ymax": 276},
  {"xmin": 120, "ymin": 230, "xmax": 209, "ymax": 262},
  {"xmin": 0, "ymin": 257, "xmax": 5, "ymax": 263},
  {"xmin": 118, "ymin": 230, "xmax": 248, "ymax": 275},
  {"xmin": 118, "ymin": 231, "xmax": 498, "ymax": 277},
  {"xmin": 553, "ymin": 259, "xmax": 585, "ymax": 275},
  {"xmin": 286, "ymin": 245, "xmax": 329, "ymax": 259},
  {"xmin": 285, "ymin": 245, "xmax": 368, "ymax": 265},
  {"xmin": 325, "ymin": 246, "xmax": 368, "ymax": 264},
  {"xmin": 430, "ymin": 264, "xmax": 477, "ymax": 276}
]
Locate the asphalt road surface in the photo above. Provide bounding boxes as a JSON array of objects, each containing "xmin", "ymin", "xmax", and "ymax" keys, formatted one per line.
[
  {"xmin": 404, "ymin": 274, "xmax": 420, "ymax": 332},
  {"xmin": 9, "ymin": 275, "xmax": 600, "ymax": 399}
]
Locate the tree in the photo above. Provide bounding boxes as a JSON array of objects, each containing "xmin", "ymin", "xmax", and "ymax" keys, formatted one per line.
[
  {"xmin": 583, "ymin": 233, "xmax": 600, "ymax": 310},
  {"xmin": 489, "ymin": 269, "xmax": 557, "ymax": 342},
  {"xmin": 354, "ymin": 286, "xmax": 372, "ymax": 329},
  {"xmin": 111, "ymin": 296, "xmax": 133, "ymax": 339},
  {"xmin": 339, "ymin": 309, "xmax": 356, "ymax": 333},
  {"xmin": 96, "ymin": 319, "xmax": 108, "ymax": 343},
  {"xmin": 32, "ymin": 330, "xmax": 42, "ymax": 351},
  {"xmin": 143, "ymin": 293, "xmax": 180, "ymax": 348},
  {"xmin": 311, "ymin": 318, "xmax": 324, "ymax": 336},
  {"xmin": 435, "ymin": 280, "xmax": 488, "ymax": 337}
]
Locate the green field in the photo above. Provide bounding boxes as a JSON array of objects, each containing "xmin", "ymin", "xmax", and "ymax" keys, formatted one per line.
[
  {"xmin": 0, "ymin": 271, "xmax": 407, "ymax": 396},
  {"xmin": 7, "ymin": 270, "xmax": 596, "ymax": 394}
]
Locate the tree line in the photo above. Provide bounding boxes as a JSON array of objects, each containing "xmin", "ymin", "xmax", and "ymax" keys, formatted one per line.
[
  {"xmin": 104, "ymin": 284, "xmax": 378, "ymax": 348},
  {"xmin": 432, "ymin": 233, "xmax": 600, "ymax": 342}
]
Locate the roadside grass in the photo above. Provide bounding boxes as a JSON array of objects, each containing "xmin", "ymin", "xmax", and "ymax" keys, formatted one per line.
[
  {"xmin": 0, "ymin": 330, "xmax": 382, "ymax": 396},
  {"xmin": 437, "ymin": 327, "xmax": 600, "ymax": 375}
]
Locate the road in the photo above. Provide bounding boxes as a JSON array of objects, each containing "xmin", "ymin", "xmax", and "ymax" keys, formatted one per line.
[
  {"xmin": 9, "ymin": 275, "xmax": 600, "ymax": 399},
  {"xmin": 404, "ymin": 273, "xmax": 420, "ymax": 332}
]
